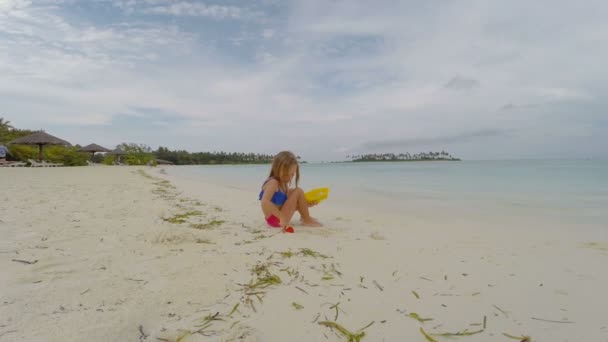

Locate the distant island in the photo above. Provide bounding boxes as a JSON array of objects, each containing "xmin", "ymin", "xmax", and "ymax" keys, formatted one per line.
[{"xmin": 346, "ymin": 151, "xmax": 460, "ymax": 162}]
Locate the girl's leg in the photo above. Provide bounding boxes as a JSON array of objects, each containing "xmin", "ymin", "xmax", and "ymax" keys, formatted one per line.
[
  {"xmin": 281, "ymin": 188, "xmax": 322, "ymax": 227},
  {"xmin": 278, "ymin": 188, "xmax": 300, "ymax": 225}
]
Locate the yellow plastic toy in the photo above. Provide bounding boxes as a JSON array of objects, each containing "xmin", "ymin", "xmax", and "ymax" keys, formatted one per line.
[{"xmin": 305, "ymin": 187, "xmax": 330, "ymax": 203}]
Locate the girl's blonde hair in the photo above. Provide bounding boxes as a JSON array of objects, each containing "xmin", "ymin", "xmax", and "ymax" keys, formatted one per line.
[{"xmin": 269, "ymin": 151, "xmax": 299, "ymax": 187}]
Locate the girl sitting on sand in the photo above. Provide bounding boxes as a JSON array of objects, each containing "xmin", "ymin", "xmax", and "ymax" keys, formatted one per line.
[{"xmin": 259, "ymin": 151, "xmax": 322, "ymax": 232}]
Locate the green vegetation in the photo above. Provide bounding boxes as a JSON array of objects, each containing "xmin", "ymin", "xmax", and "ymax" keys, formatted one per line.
[
  {"xmin": 420, "ymin": 327, "xmax": 438, "ymax": 342},
  {"xmin": 276, "ymin": 248, "xmax": 330, "ymax": 260},
  {"xmin": 407, "ymin": 312, "xmax": 434, "ymax": 323},
  {"xmin": 347, "ymin": 151, "xmax": 460, "ymax": 162},
  {"xmin": 162, "ymin": 211, "xmax": 203, "ymax": 224},
  {"xmin": 299, "ymin": 248, "xmax": 330, "ymax": 259},
  {"xmin": 277, "ymin": 250, "xmax": 295, "ymax": 258},
  {"xmin": 0, "ymin": 117, "xmax": 32, "ymax": 144},
  {"xmin": 582, "ymin": 241, "xmax": 608, "ymax": 252},
  {"xmin": 190, "ymin": 220, "xmax": 225, "ymax": 230},
  {"xmin": 318, "ymin": 321, "xmax": 373, "ymax": 342},
  {"xmin": 227, "ymin": 303, "xmax": 240, "ymax": 317},
  {"xmin": 433, "ymin": 329, "xmax": 484, "ymax": 337},
  {"xmin": 247, "ymin": 273, "xmax": 282, "ymax": 289},
  {"xmin": 0, "ymin": 118, "xmax": 88, "ymax": 166},
  {"xmin": 117, "ymin": 143, "xmax": 156, "ymax": 165},
  {"xmin": 154, "ymin": 146, "xmax": 274, "ymax": 165},
  {"xmin": 8, "ymin": 144, "xmax": 88, "ymax": 166},
  {"xmin": 100, "ymin": 144, "xmax": 275, "ymax": 165},
  {"xmin": 2, "ymin": 117, "xmax": 274, "ymax": 166}
]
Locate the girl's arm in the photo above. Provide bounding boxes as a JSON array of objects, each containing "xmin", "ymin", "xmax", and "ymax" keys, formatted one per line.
[{"xmin": 260, "ymin": 179, "xmax": 285, "ymax": 225}]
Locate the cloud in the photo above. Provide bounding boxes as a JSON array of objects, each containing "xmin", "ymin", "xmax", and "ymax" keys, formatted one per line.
[
  {"xmin": 500, "ymin": 103, "xmax": 539, "ymax": 111},
  {"xmin": 362, "ymin": 129, "xmax": 508, "ymax": 150},
  {"xmin": 2, "ymin": 0, "xmax": 608, "ymax": 159},
  {"xmin": 444, "ymin": 76, "xmax": 480, "ymax": 90},
  {"xmin": 107, "ymin": 0, "xmax": 262, "ymax": 20},
  {"xmin": 0, "ymin": 1, "xmax": 206, "ymax": 128},
  {"xmin": 529, "ymin": 87, "xmax": 593, "ymax": 101},
  {"xmin": 145, "ymin": 3, "xmax": 248, "ymax": 18},
  {"xmin": 262, "ymin": 28, "xmax": 274, "ymax": 39}
]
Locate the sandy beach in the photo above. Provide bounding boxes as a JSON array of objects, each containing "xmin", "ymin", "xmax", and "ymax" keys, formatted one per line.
[{"xmin": 1, "ymin": 166, "xmax": 607, "ymax": 341}]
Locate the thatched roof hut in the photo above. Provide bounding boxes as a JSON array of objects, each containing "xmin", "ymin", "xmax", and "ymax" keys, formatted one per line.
[
  {"xmin": 107, "ymin": 148, "xmax": 127, "ymax": 155},
  {"xmin": 9, "ymin": 131, "xmax": 71, "ymax": 161},
  {"xmin": 78, "ymin": 143, "xmax": 111, "ymax": 153},
  {"xmin": 107, "ymin": 148, "xmax": 127, "ymax": 164}
]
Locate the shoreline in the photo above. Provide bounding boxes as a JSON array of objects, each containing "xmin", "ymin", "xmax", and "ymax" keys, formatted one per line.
[{"xmin": 1, "ymin": 166, "xmax": 607, "ymax": 341}]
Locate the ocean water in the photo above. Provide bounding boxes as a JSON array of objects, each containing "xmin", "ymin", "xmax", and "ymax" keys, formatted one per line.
[{"xmin": 166, "ymin": 160, "xmax": 608, "ymax": 231}]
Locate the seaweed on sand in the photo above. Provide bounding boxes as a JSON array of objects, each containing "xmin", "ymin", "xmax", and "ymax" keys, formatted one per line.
[
  {"xmin": 503, "ymin": 333, "xmax": 531, "ymax": 341},
  {"xmin": 299, "ymin": 248, "xmax": 329, "ymax": 258},
  {"xmin": 191, "ymin": 312, "xmax": 225, "ymax": 336},
  {"xmin": 318, "ymin": 321, "xmax": 374, "ymax": 342},
  {"xmin": 162, "ymin": 211, "xmax": 203, "ymax": 224},
  {"xmin": 277, "ymin": 250, "xmax": 295, "ymax": 258},
  {"xmin": 247, "ymin": 273, "xmax": 281, "ymax": 289},
  {"xmin": 419, "ymin": 327, "xmax": 437, "ymax": 342},
  {"xmin": 242, "ymin": 264, "xmax": 282, "ymax": 291},
  {"xmin": 433, "ymin": 329, "xmax": 484, "ymax": 337},
  {"xmin": 190, "ymin": 219, "xmax": 224, "ymax": 229},
  {"xmin": 407, "ymin": 312, "xmax": 434, "ymax": 323},
  {"xmin": 227, "ymin": 303, "xmax": 240, "ymax": 317}
]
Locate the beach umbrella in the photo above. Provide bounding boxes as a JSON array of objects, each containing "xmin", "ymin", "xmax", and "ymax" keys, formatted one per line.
[
  {"xmin": 107, "ymin": 148, "xmax": 127, "ymax": 163},
  {"xmin": 9, "ymin": 131, "xmax": 71, "ymax": 161},
  {"xmin": 78, "ymin": 143, "xmax": 111, "ymax": 160},
  {"xmin": 107, "ymin": 148, "xmax": 127, "ymax": 155},
  {"xmin": 78, "ymin": 143, "xmax": 111, "ymax": 153}
]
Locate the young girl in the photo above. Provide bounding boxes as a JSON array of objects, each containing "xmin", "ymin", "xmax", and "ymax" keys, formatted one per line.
[{"xmin": 259, "ymin": 151, "xmax": 322, "ymax": 231}]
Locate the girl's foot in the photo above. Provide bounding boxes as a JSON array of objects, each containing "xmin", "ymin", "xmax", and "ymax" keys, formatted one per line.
[{"xmin": 301, "ymin": 217, "xmax": 322, "ymax": 227}]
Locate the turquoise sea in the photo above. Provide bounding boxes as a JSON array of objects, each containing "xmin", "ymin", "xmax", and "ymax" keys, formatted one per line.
[{"xmin": 167, "ymin": 160, "xmax": 608, "ymax": 231}]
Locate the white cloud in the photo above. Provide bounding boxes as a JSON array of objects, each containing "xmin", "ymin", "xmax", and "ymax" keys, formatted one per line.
[
  {"xmin": 262, "ymin": 28, "xmax": 274, "ymax": 39},
  {"xmin": 2, "ymin": 0, "xmax": 608, "ymax": 159},
  {"xmin": 529, "ymin": 87, "xmax": 593, "ymax": 101},
  {"xmin": 145, "ymin": 2, "xmax": 243, "ymax": 18},
  {"xmin": 444, "ymin": 76, "xmax": 480, "ymax": 91},
  {"xmin": 108, "ymin": 0, "xmax": 262, "ymax": 20},
  {"xmin": 0, "ymin": 0, "xmax": 32, "ymax": 14}
]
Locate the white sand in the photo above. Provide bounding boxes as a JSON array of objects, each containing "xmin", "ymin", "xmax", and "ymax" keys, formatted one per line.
[{"xmin": 1, "ymin": 166, "xmax": 607, "ymax": 341}]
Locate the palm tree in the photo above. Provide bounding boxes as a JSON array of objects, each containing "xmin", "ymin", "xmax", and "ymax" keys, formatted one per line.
[{"xmin": 0, "ymin": 117, "xmax": 13, "ymax": 131}]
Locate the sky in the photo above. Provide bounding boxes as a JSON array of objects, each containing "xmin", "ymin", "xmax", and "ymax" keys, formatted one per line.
[{"xmin": 1, "ymin": 0, "xmax": 607, "ymax": 161}]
